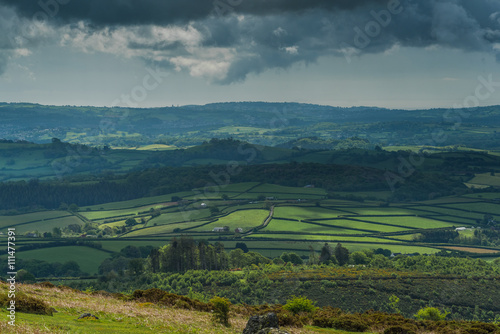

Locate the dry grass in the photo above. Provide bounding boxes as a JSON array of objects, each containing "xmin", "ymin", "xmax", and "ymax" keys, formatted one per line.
[{"xmin": 0, "ymin": 283, "xmax": 325, "ymax": 334}]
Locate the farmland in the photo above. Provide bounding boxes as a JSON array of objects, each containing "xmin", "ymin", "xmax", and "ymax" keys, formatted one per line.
[{"xmin": 1, "ymin": 182, "xmax": 499, "ymax": 275}]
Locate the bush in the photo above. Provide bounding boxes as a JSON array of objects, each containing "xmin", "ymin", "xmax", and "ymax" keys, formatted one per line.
[
  {"xmin": 464, "ymin": 323, "xmax": 499, "ymax": 334},
  {"xmin": 384, "ymin": 325, "xmax": 417, "ymax": 334},
  {"xmin": 283, "ymin": 296, "xmax": 317, "ymax": 315},
  {"xmin": 332, "ymin": 315, "xmax": 369, "ymax": 332},
  {"xmin": 414, "ymin": 307, "xmax": 449, "ymax": 321},
  {"xmin": 210, "ymin": 296, "xmax": 231, "ymax": 327},
  {"xmin": 0, "ymin": 292, "xmax": 53, "ymax": 316}
]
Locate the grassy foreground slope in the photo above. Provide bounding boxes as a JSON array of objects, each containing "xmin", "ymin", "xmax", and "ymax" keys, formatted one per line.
[{"xmin": 0, "ymin": 283, "xmax": 334, "ymax": 334}]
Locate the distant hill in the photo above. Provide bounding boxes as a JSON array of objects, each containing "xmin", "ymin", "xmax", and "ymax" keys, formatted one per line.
[{"xmin": 1, "ymin": 102, "xmax": 500, "ymax": 150}]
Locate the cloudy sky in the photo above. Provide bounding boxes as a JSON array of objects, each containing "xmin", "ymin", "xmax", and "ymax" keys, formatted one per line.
[{"xmin": 1, "ymin": 0, "xmax": 500, "ymax": 109}]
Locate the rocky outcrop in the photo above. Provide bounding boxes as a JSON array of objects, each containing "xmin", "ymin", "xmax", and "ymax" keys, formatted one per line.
[
  {"xmin": 242, "ymin": 312, "xmax": 290, "ymax": 334},
  {"xmin": 77, "ymin": 313, "xmax": 99, "ymax": 320}
]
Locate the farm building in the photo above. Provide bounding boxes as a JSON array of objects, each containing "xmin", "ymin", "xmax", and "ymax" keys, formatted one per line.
[
  {"xmin": 235, "ymin": 228, "xmax": 244, "ymax": 233},
  {"xmin": 213, "ymin": 227, "xmax": 225, "ymax": 232}
]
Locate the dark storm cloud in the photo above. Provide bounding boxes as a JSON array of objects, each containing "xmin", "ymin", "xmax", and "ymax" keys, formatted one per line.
[
  {"xmin": 1, "ymin": 0, "xmax": 500, "ymax": 83},
  {"xmin": 0, "ymin": 0, "xmax": 389, "ymax": 26},
  {"xmin": 186, "ymin": 0, "xmax": 500, "ymax": 83}
]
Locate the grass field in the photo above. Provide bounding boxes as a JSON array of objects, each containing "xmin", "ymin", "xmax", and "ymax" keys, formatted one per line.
[
  {"xmin": 442, "ymin": 203, "xmax": 500, "ymax": 215},
  {"xmin": 467, "ymin": 172, "xmax": 500, "ymax": 187},
  {"xmin": 273, "ymin": 206, "xmax": 346, "ymax": 220},
  {"xmin": 262, "ymin": 219, "xmax": 368, "ymax": 234},
  {"xmin": 2, "ymin": 186, "xmax": 500, "ymax": 273},
  {"xmin": 248, "ymin": 234, "xmax": 402, "ymax": 243},
  {"xmin": 13, "ymin": 216, "xmax": 84, "ymax": 234},
  {"xmin": 81, "ymin": 192, "xmax": 194, "ymax": 211},
  {"xmin": 358, "ymin": 216, "xmax": 457, "ymax": 229},
  {"xmin": 145, "ymin": 209, "xmax": 212, "ymax": 226},
  {"xmin": 188, "ymin": 209, "xmax": 269, "ymax": 232},
  {"xmin": 0, "ymin": 211, "xmax": 72, "ymax": 229}
]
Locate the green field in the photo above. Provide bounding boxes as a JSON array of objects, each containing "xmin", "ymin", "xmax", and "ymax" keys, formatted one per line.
[
  {"xmin": 145, "ymin": 209, "xmax": 212, "ymax": 226},
  {"xmin": 262, "ymin": 219, "xmax": 368, "ymax": 234},
  {"xmin": 442, "ymin": 203, "xmax": 500, "ymax": 215},
  {"xmin": 248, "ymin": 234, "xmax": 401, "ymax": 243},
  {"xmin": 410, "ymin": 206, "xmax": 484, "ymax": 220},
  {"xmin": 358, "ymin": 216, "xmax": 457, "ymax": 229},
  {"xmin": 81, "ymin": 192, "xmax": 194, "ymax": 211},
  {"xmin": 467, "ymin": 172, "xmax": 500, "ymax": 187},
  {"xmin": 0, "ymin": 211, "xmax": 71, "ymax": 229},
  {"xmin": 189, "ymin": 209, "xmax": 269, "ymax": 232},
  {"xmin": 2, "ymin": 185, "xmax": 500, "ymax": 274},
  {"xmin": 12, "ymin": 216, "xmax": 84, "ymax": 234},
  {"xmin": 273, "ymin": 206, "xmax": 346, "ymax": 220}
]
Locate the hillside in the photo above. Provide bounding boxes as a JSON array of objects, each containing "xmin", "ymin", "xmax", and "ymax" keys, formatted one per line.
[
  {"xmin": 2, "ymin": 282, "xmax": 499, "ymax": 334},
  {"xmin": 1, "ymin": 102, "xmax": 500, "ymax": 150}
]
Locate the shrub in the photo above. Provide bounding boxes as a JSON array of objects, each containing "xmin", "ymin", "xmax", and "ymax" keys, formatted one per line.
[
  {"xmin": 332, "ymin": 315, "xmax": 369, "ymax": 332},
  {"xmin": 0, "ymin": 292, "xmax": 53, "ymax": 316},
  {"xmin": 210, "ymin": 296, "xmax": 231, "ymax": 327},
  {"xmin": 414, "ymin": 307, "xmax": 449, "ymax": 321},
  {"xmin": 312, "ymin": 307, "xmax": 343, "ymax": 328},
  {"xmin": 36, "ymin": 281, "xmax": 56, "ymax": 289},
  {"xmin": 464, "ymin": 323, "xmax": 499, "ymax": 334},
  {"xmin": 283, "ymin": 296, "xmax": 317, "ymax": 315},
  {"xmin": 384, "ymin": 325, "xmax": 417, "ymax": 334}
]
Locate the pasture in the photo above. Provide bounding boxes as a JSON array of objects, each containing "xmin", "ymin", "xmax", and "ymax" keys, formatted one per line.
[{"xmin": 2, "ymin": 185, "xmax": 500, "ymax": 274}]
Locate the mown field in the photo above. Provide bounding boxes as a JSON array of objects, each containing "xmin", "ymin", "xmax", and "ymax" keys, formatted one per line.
[{"xmin": 1, "ymin": 183, "xmax": 500, "ymax": 273}]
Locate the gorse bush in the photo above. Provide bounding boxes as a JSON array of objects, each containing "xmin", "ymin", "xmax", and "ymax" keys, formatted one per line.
[
  {"xmin": 209, "ymin": 296, "xmax": 231, "ymax": 327},
  {"xmin": 283, "ymin": 295, "xmax": 317, "ymax": 315},
  {"xmin": 0, "ymin": 292, "xmax": 53, "ymax": 316}
]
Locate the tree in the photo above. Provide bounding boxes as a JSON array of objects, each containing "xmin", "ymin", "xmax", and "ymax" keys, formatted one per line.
[
  {"xmin": 374, "ymin": 248, "xmax": 392, "ymax": 257},
  {"xmin": 125, "ymin": 218, "xmax": 137, "ymax": 227},
  {"xmin": 120, "ymin": 245, "xmax": 141, "ymax": 258},
  {"xmin": 308, "ymin": 246, "xmax": 319, "ymax": 265},
  {"xmin": 229, "ymin": 248, "xmax": 246, "ymax": 268},
  {"xmin": 235, "ymin": 242, "xmax": 249, "ymax": 253},
  {"xmin": 210, "ymin": 296, "xmax": 231, "ymax": 327},
  {"xmin": 17, "ymin": 269, "xmax": 36, "ymax": 283},
  {"xmin": 52, "ymin": 227, "xmax": 62, "ymax": 238},
  {"xmin": 288, "ymin": 252, "xmax": 304, "ymax": 265},
  {"xmin": 67, "ymin": 224, "xmax": 82, "ymax": 234},
  {"xmin": 210, "ymin": 206, "xmax": 220, "ymax": 216},
  {"xmin": 389, "ymin": 295, "xmax": 401, "ymax": 314},
  {"xmin": 149, "ymin": 248, "xmax": 160, "ymax": 273},
  {"xmin": 414, "ymin": 307, "xmax": 449, "ymax": 321},
  {"xmin": 68, "ymin": 203, "xmax": 79, "ymax": 212},
  {"xmin": 319, "ymin": 243, "xmax": 333, "ymax": 264},
  {"xmin": 334, "ymin": 243, "xmax": 350, "ymax": 266},
  {"xmin": 283, "ymin": 296, "xmax": 317, "ymax": 315},
  {"xmin": 351, "ymin": 251, "xmax": 369, "ymax": 265},
  {"xmin": 128, "ymin": 258, "xmax": 144, "ymax": 275}
]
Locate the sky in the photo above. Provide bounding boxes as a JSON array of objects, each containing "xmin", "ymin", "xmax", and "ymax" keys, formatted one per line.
[{"xmin": 1, "ymin": 0, "xmax": 500, "ymax": 109}]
